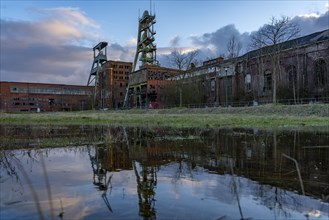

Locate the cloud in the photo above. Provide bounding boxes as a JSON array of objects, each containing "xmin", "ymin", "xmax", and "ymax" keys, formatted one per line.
[
  {"xmin": 0, "ymin": 7, "xmax": 101, "ymax": 85},
  {"xmin": 1, "ymin": 7, "xmax": 328, "ymax": 86},
  {"xmin": 292, "ymin": 11, "xmax": 329, "ymax": 36},
  {"xmin": 107, "ymin": 42, "xmax": 135, "ymax": 62},
  {"xmin": 298, "ymin": 13, "xmax": 321, "ymax": 19},
  {"xmin": 126, "ymin": 37, "xmax": 137, "ymax": 47},
  {"xmin": 187, "ymin": 12, "xmax": 328, "ymax": 62},
  {"xmin": 169, "ymin": 35, "xmax": 181, "ymax": 47},
  {"xmin": 190, "ymin": 24, "xmax": 251, "ymax": 59}
]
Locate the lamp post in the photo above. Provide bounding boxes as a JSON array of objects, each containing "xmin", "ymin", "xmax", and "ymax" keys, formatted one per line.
[{"xmin": 225, "ymin": 67, "xmax": 228, "ymax": 107}]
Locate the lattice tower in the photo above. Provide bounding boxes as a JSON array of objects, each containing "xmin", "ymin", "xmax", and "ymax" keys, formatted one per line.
[
  {"xmin": 87, "ymin": 42, "xmax": 108, "ymax": 109},
  {"xmin": 132, "ymin": 10, "xmax": 158, "ymax": 71}
]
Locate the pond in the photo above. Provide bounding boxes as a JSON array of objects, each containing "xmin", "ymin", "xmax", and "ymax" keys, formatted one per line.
[{"xmin": 1, "ymin": 125, "xmax": 329, "ymax": 219}]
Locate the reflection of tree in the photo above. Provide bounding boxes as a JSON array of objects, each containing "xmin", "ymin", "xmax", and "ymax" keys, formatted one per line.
[
  {"xmin": 0, "ymin": 149, "xmax": 43, "ymax": 195},
  {"xmin": 0, "ymin": 151, "xmax": 23, "ymax": 192},
  {"xmin": 0, "ymin": 149, "xmax": 56, "ymax": 220},
  {"xmin": 133, "ymin": 161, "xmax": 157, "ymax": 220}
]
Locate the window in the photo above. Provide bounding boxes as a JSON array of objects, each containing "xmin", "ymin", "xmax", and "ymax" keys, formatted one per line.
[
  {"xmin": 287, "ymin": 65, "xmax": 297, "ymax": 89},
  {"xmin": 264, "ymin": 71, "xmax": 272, "ymax": 91},
  {"xmin": 315, "ymin": 59, "xmax": 327, "ymax": 87},
  {"xmin": 245, "ymin": 74, "xmax": 252, "ymax": 91},
  {"xmin": 210, "ymin": 79, "xmax": 215, "ymax": 92}
]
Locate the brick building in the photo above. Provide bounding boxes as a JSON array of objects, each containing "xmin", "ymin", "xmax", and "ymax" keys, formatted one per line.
[
  {"xmin": 171, "ymin": 29, "xmax": 329, "ymax": 107},
  {"xmin": 100, "ymin": 60, "xmax": 133, "ymax": 109},
  {"xmin": 233, "ymin": 29, "xmax": 329, "ymax": 104},
  {"xmin": 0, "ymin": 81, "xmax": 92, "ymax": 112},
  {"xmin": 127, "ymin": 65, "xmax": 180, "ymax": 108}
]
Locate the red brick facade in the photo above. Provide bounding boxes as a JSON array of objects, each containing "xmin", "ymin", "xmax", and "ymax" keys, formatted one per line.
[
  {"xmin": 101, "ymin": 60, "xmax": 133, "ymax": 109},
  {"xmin": 0, "ymin": 82, "xmax": 93, "ymax": 112},
  {"xmin": 127, "ymin": 65, "xmax": 181, "ymax": 108}
]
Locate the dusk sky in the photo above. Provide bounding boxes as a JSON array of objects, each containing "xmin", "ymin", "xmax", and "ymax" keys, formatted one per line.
[{"xmin": 1, "ymin": 0, "xmax": 328, "ymax": 85}]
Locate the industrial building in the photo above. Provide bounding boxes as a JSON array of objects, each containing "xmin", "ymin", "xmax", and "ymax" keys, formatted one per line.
[
  {"xmin": 101, "ymin": 60, "xmax": 133, "ymax": 109},
  {"xmin": 168, "ymin": 29, "xmax": 329, "ymax": 107},
  {"xmin": 127, "ymin": 64, "xmax": 180, "ymax": 108},
  {"xmin": 0, "ymin": 81, "xmax": 92, "ymax": 112},
  {"xmin": 1, "ymin": 7, "xmax": 327, "ymax": 112}
]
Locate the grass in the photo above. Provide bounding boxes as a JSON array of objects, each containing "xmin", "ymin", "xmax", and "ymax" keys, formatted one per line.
[{"xmin": 1, "ymin": 104, "xmax": 328, "ymax": 129}]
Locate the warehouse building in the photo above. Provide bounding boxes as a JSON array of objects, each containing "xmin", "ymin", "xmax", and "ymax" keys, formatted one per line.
[{"xmin": 0, "ymin": 81, "xmax": 93, "ymax": 112}]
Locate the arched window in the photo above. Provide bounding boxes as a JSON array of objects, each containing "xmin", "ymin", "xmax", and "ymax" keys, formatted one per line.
[
  {"xmin": 315, "ymin": 59, "xmax": 327, "ymax": 87},
  {"xmin": 287, "ymin": 65, "xmax": 297, "ymax": 89}
]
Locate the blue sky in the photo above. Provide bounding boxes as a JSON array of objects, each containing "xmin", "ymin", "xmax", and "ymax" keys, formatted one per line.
[{"xmin": 1, "ymin": 0, "xmax": 328, "ymax": 85}]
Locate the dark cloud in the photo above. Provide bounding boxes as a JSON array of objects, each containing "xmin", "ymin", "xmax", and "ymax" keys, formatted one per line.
[
  {"xmin": 189, "ymin": 12, "xmax": 328, "ymax": 61},
  {"xmin": 190, "ymin": 24, "xmax": 251, "ymax": 59},
  {"xmin": 0, "ymin": 8, "xmax": 99, "ymax": 85}
]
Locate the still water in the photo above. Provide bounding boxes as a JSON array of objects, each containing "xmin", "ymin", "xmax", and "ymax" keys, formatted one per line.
[{"xmin": 1, "ymin": 125, "xmax": 329, "ymax": 219}]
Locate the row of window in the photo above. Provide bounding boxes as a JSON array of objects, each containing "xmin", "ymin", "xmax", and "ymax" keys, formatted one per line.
[
  {"xmin": 112, "ymin": 70, "xmax": 130, "ymax": 75},
  {"xmin": 13, "ymin": 97, "xmax": 48, "ymax": 101},
  {"xmin": 243, "ymin": 59, "xmax": 328, "ymax": 92},
  {"xmin": 111, "ymin": 64, "xmax": 131, "ymax": 69},
  {"xmin": 114, "ymin": 82, "xmax": 128, "ymax": 87},
  {"xmin": 113, "ymin": 76, "xmax": 129, "ymax": 80},
  {"xmin": 10, "ymin": 86, "xmax": 92, "ymax": 95}
]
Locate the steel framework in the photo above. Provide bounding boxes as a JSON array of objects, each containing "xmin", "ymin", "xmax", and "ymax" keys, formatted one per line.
[
  {"xmin": 87, "ymin": 42, "xmax": 108, "ymax": 109},
  {"xmin": 124, "ymin": 10, "xmax": 158, "ymax": 108},
  {"xmin": 133, "ymin": 10, "xmax": 158, "ymax": 71}
]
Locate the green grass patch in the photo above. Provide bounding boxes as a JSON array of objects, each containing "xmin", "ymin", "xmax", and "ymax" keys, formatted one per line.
[{"xmin": 1, "ymin": 108, "xmax": 328, "ymax": 129}]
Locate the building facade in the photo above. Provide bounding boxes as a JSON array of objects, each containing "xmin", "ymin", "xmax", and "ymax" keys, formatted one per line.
[
  {"xmin": 100, "ymin": 60, "xmax": 133, "ymax": 109},
  {"xmin": 127, "ymin": 65, "xmax": 180, "ymax": 108},
  {"xmin": 0, "ymin": 81, "xmax": 92, "ymax": 112},
  {"xmin": 233, "ymin": 29, "xmax": 329, "ymax": 105},
  {"xmin": 170, "ymin": 29, "xmax": 329, "ymax": 107}
]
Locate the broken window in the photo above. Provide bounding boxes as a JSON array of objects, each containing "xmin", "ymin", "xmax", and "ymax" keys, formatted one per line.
[
  {"xmin": 264, "ymin": 71, "xmax": 272, "ymax": 91},
  {"xmin": 245, "ymin": 74, "xmax": 252, "ymax": 91},
  {"xmin": 210, "ymin": 79, "xmax": 215, "ymax": 92},
  {"xmin": 315, "ymin": 59, "xmax": 327, "ymax": 87}
]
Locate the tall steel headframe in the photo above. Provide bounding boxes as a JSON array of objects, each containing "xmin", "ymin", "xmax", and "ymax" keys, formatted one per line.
[
  {"xmin": 87, "ymin": 42, "xmax": 108, "ymax": 108},
  {"xmin": 132, "ymin": 10, "xmax": 158, "ymax": 71}
]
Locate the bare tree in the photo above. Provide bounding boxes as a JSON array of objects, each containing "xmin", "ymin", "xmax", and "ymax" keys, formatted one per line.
[
  {"xmin": 227, "ymin": 35, "xmax": 242, "ymax": 59},
  {"xmin": 167, "ymin": 49, "xmax": 199, "ymax": 107},
  {"xmin": 250, "ymin": 16, "xmax": 300, "ymax": 103}
]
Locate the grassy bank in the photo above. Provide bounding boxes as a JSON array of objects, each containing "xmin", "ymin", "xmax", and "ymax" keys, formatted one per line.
[{"xmin": 1, "ymin": 104, "xmax": 328, "ymax": 128}]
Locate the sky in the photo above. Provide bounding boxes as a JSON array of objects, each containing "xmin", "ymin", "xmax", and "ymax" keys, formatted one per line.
[{"xmin": 1, "ymin": 0, "xmax": 328, "ymax": 85}]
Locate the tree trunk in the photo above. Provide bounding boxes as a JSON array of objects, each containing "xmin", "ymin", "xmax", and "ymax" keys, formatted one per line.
[
  {"xmin": 179, "ymin": 87, "xmax": 183, "ymax": 107},
  {"xmin": 272, "ymin": 55, "xmax": 278, "ymax": 103}
]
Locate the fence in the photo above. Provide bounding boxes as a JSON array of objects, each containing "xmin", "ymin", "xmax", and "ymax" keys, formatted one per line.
[{"xmin": 120, "ymin": 96, "xmax": 329, "ymax": 110}]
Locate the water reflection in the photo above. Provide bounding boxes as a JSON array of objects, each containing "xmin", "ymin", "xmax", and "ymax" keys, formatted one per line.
[{"xmin": 0, "ymin": 125, "xmax": 329, "ymax": 219}]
